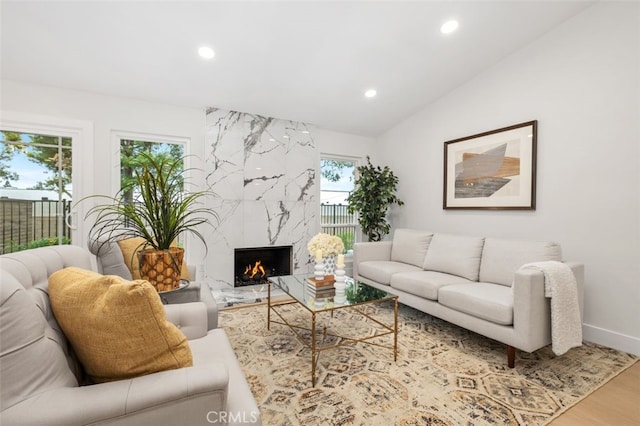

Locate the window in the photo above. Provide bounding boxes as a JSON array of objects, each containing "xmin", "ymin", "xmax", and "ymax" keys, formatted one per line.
[
  {"xmin": 0, "ymin": 131, "xmax": 72, "ymax": 253},
  {"xmin": 119, "ymin": 139, "xmax": 185, "ymax": 201},
  {"xmin": 320, "ymin": 157, "xmax": 357, "ymax": 252},
  {"xmin": 112, "ymin": 131, "xmax": 187, "ymax": 192},
  {"xmin": 1, "ymin": 112, "xmax": 92, "ymax": 254},
  {"xmin": 114, "ymin": 132, "xmax": 188, "ymax": 245}
]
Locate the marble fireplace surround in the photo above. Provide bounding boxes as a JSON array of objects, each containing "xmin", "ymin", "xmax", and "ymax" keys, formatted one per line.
[{"xmin": 203, "ymin": 108, "xmax": 317, "ymax": 287}]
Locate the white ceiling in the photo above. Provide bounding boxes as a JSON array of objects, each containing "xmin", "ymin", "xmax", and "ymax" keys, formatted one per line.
[{"xmin": 0, "ymin": 1, "xmax": 594, "ymax": 137}]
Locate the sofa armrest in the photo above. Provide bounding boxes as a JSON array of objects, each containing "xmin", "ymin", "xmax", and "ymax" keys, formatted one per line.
[
  {"xmin": 512, "ymin": 261, "xmax": 584, "ymax": 352},
  {"xmin": 164, "ymin": 302, "xmax": 209, "ymax": 340},
  {"xmin": 564, "ymin": 261, "xmax": 585, "ymax": 321},
  {"xmin": 0, "ymin": 364, "xmax": 229, "ymax": 426},
  {"xmin": 353, "ymin": 241, "xmax": 392, "ymax": 279},
  {"xmin": 199, "ymin": 282, "xmax": 219, "ymax": 329}
]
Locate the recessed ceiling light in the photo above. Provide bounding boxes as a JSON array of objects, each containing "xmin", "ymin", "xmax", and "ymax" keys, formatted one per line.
[
  {"xmin": 364, "ymin": 89, "xmax": 377, "ymax": 98},
  {"xmin": 198, "ymin": 46, "xmax": 215, "ymax": 59},
  {"xmin": 440, "ymin": 20, "xmax": 459, "ymax": 35},
  {"xmin": 301, "ymin": 130, "xmax": 310, "ymax": 134}
]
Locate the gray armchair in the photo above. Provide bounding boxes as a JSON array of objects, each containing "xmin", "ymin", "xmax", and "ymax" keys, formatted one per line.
[
  {"xmin": 87, "ymin": 238, "xmax": 219, "ymax": 329},
  {"xmin": 0, "ymin": 245, "xmax": 260, "ymax": 425}
]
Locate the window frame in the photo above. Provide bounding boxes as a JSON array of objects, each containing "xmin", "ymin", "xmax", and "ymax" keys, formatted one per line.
[
  {"xmin": 111, "ymin": 129, "xmax": 191, "ymax": 251},
  {"xmin": 319, "ymin": 153, "xmax": 361, "ymax": 250},
  {"xmin": 0, "ymin": 110, "xmax": 94, "ymax": 247},
  {"xmin": 110, "ymin": 130, "xmax": 190, "ymax": 194}
]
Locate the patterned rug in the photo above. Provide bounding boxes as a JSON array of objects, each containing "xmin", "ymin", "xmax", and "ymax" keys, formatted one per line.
[{"xmin": 219, "ymin": 301, "xmax": 637, "ymax": 425}]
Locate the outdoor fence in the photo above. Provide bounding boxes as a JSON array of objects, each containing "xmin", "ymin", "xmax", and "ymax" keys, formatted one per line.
[
  {"xmin": 1, "ymin": 200, "xmax": 355, "ymax": 254},
  {"xmin": 320, "ymin": 204, "xmax": 357, "ymax": 251},
  {"xmin": 0, "ymin": 198, "xmax": 71, "ymax": 254}
]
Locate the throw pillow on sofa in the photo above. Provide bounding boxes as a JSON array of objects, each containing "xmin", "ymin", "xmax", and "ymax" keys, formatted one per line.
[
  {"xmin": 49, "ymin": 267, "xmax": 193, "ymax": 383},
  {"xmin": 391, "ymin": 228, "xmax": 433, "ymax": 267},
  {"xmin": 423, "ymin": 233, "xmax": 485, "ymax": 281},
  {"xmin": 479, "ymin": 237, "xmax": 562, "ymax": 286}
]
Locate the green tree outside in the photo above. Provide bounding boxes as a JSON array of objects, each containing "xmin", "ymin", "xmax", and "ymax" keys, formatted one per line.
[
  {"xmin": 0, "ymin": 131, "xmax": 72, "ymax": 196},
  {"xmin": 321, "ymin": 159, "xmax": 353, "ymax": 183},
  {"xmin": 1, "ymin": 137, "xmax": 19, "ymax": 186},
  {"xmin": 120, "ymin": 140, "xmax": 184, "ymax": 204}
]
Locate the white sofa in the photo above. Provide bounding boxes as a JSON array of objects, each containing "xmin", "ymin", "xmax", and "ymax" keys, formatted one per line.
[
  {"xmin": 0, "ymin": 245, "xmax": 260, "ymax": 425},
  {"xmin": 353, "ymin": 229, "xmax": 584, "ymax": 367}
]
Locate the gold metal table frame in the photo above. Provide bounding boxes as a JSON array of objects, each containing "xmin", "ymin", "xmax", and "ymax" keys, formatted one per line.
[{"xmin": 267, "ymin": 275, "xmax": 398, "ymax": 387}]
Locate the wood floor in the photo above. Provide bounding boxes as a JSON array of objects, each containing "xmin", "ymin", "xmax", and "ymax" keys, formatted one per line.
[{"xmin": 549, "ymin": 360, "xmax": 640, "ymax": 425}]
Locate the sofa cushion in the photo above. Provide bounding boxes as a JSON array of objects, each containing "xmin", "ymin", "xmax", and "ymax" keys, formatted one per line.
[
  {"xmin": 49, "ymin": 267, "xmax": 193, "ymax": 383},
  {"xmin": 390, "ymin": 271, "xmax": 473, "ymax": 300},
  {"xmin": 391, "ymin": 229, "xmax": 433, "ymax": 268},
  {"xmin": 89, "ymin": 239, "xmax": 133, "ymax": 279},
  {"xmin": 438, "ymin": 283, "xmax": 513, "ymax": 325},
  {"xmin": 118, "ymin": 237, "xmax": 191, "ymax": 281},
  {"xmin": 117, "ymin": 237, "xmax": 148, "ymax": 279},
  {"xmin": 423, "ymin": 234, "xmax": 485, "ymax": 281},
  {"xmin": 479, "ymin": 238, "xmax": 562, "ymax": 286},
  {"xmin": 358, "ymin": 261, "xmax": 422, "ymax": 285},
  {"xmin": 1, "ymin": 275, "xmax": 78, "ymax": 410}
]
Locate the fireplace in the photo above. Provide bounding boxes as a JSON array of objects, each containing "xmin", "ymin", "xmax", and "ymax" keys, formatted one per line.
[{"xmin": 234, "ymin": 246, "xmax": 293, "ymax": 287}]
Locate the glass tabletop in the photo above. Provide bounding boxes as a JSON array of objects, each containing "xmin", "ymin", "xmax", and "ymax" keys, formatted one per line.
[{"xmin": 268, "ymin": 274, "xmax": 396, "ymax": 312}]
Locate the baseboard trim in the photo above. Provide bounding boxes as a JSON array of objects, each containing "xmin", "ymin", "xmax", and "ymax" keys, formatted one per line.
[{"xmin": 583, "ymin": 323, "xmax": 640, "ymax": 356}]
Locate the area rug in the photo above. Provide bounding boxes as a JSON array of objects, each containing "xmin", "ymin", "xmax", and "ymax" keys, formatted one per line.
[{"xmin": 219, "ymin": 302, "xmax": 637, "ymax": 425}]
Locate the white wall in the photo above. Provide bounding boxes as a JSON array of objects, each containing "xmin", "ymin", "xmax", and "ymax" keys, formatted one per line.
[
  {"xmin": 0, "ymin": 80, "xmax": 375, "ymax": 273},
  {"xmin": 0, "ymin": 80, "xmax": 207, "ymax": 194},
  {"xmin": 377, "ymin": 2, "xmax": 639, "ymax": 355},
  {"xmin": 315, "ymin": 127, "xmax": 375, "ymax": 160},
  {"xmin": 0, "ymin": 80, "xmax": 208, "ymax": 263}
]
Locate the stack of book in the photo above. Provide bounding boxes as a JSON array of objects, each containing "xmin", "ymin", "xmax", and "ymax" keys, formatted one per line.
[{"xmin": 307, "ymin": 276, "xmax": 335, "ymax": 298}]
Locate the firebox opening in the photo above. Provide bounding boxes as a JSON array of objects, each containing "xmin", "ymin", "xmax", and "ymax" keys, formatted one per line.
[{"xmin": 234, "ymin": 245, "xmax": 292, "ymax": 287}]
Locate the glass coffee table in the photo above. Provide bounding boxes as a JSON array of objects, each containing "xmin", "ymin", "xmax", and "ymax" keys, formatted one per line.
[{"xmin": 267, "ymin": 274, "xmax": 398, "ymax": 387}]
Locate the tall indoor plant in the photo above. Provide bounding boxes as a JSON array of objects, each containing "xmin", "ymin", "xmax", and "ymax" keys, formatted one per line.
[
  {"xmin": 347, "ymin": 156, "xmax": 404, "ymax": 242},
  {"xmin": 85, "ymin": 152, "xmax": 217, "ymax": 291}
]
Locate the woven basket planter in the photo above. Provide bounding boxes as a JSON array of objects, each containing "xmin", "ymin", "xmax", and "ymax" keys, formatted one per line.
[{"xmin": 139, "ymin": 247, "xmax": 184, "ymax": 292}]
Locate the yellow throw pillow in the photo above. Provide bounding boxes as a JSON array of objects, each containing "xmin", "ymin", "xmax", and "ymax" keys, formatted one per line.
[
  {"xmin": 117, "ymin": 237, "xmax": 191, "ymax": 281},
  {"xmin": 49, "ymin": 267, "xmax": 193, "ymax": 383},
  {"xmin": 117, "ymin": 237, "xmax": 146, "ymax": 279}
]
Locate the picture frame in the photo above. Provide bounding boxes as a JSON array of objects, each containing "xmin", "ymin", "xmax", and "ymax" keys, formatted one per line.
[{"xmin": 443, "ymin": 120, "xmax": 537, "ymax": 210}]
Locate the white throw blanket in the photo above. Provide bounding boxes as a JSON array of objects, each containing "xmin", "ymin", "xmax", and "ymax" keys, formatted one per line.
[{"xmin": 521, "ymin": 261, "xmax": 582, "ymax": 356}]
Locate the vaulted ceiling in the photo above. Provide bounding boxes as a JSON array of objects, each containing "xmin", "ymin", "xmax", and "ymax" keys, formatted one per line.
[{"xmin": 0, "ymin": 1, "xmax": 594, "ymax": 136}]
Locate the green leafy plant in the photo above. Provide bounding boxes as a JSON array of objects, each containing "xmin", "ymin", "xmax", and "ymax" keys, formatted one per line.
[
  {"xmin": 336, "ymin": 231, "xmax": 355, "ymax": 252},
  {"xmin": 346, "ymin": 156, "xmax": 404, "ymax": 242},
  {"xmin": 84, "ymin": 152, "xmax": 217, "ymax": 253},
  {"xmin": 2, "ymin": 236, "xmax": 71, "ymax": 254},
  {"xmin": 346, "ymin": 283, "xmax": 389, "ymax": 304}
]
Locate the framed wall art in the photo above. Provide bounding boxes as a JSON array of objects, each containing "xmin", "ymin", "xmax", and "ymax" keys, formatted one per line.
[{"xmin": 443, "ymin": 120, "xmax": 537, "ymax": 210}]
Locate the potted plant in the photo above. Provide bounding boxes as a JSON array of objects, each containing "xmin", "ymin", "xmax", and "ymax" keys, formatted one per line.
[
  {"xmin": 347, "ymin": 156, "xmax": 404, "ymax": 242},
  {"xmin": 84, "ymin": 152, "xmax": 217, "ymax": 291}
]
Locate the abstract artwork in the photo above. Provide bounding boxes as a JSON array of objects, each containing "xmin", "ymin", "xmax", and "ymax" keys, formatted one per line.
[{"xmin": 443, "ymin": 121, "xmax": 537, "ymax": 210}]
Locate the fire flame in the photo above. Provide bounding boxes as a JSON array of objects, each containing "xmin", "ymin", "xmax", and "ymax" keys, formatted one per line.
[{"xmin": 244, "ymin": 260, "xmax": 266, "ymax": 279}]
